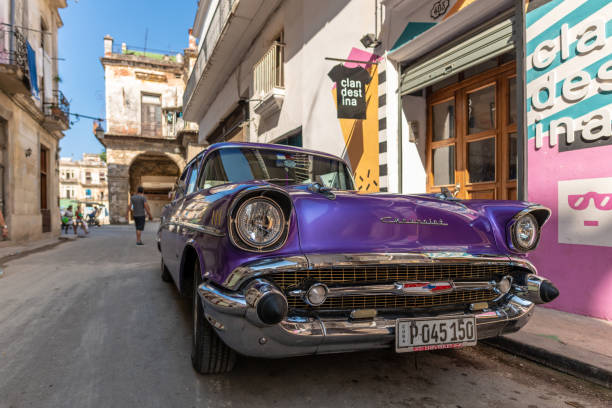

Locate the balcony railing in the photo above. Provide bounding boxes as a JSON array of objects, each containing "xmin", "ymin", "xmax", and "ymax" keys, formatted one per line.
[
  {"xmin": 184, "ymin": 0, "xmax": 236, "ymax": 108},
  {"xmin": 43, "ymin": 90, "xmax": 70, "ymax": 130},
  {"xmin": 0, "ymin": 25, "xmax": 31, "ymax": 94},
  {"xmin": 0, "ymin": 26, "xmax": 27, "ymax": 69},
  {"xmin": 169, "ymin": 116, "xmax": 198, "ymax": 137},
  {"xmin": 253, "ymin": 42, "xmax": 284, "ymax": 98}
]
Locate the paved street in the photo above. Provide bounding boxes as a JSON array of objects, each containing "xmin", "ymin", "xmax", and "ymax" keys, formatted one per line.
[{"xmin": 0, "ymin": 224, "xmax": 610, "ymax": 408}]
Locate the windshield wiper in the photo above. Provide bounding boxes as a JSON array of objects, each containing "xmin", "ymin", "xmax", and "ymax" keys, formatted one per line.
[{"xmin": 261, "ymin": 178, "xmax": 296, "ymax": 183}]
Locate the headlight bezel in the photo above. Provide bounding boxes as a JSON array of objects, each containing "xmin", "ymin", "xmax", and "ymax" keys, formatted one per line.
[
  {"xmin": 235, "ymin": 196, "xmax": 284, "ymax": 248},
  {"xmin": 507, "ymin": 206, "xmax": 550, "ymax": 253},
  {"xmin": 228, "ymin": 189, "xmax": 292, "ymax": 253}
]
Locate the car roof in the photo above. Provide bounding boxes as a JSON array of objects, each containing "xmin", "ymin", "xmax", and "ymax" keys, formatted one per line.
[{"xmin": 208, "ymin": 141, "xmax": 342, "ymax": 160}]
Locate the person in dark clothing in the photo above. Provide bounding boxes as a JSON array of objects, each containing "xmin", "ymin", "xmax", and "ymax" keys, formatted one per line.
[{"xmin": 127, "ymin": 186, "xmax": 153, "ymax": 245}]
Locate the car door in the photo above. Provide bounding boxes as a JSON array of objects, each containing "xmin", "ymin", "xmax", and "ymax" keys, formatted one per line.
[
  {"xmin": 161, "ymin": 163, "xmax": 191, "ymax": 277},
  {"xmin": 174, "ymin": 156, "xmax": 204, "ymax": 278}
]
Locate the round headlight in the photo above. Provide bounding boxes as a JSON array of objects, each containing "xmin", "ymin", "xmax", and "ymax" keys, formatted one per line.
[
  {"xmin": 235, "ymin": 197, "xmax": 284, "ymax": 247},
  {"xmin": 305, "ymin": 283, "xmax": 328, "ymax": 306},
  {"xmin": 513, "ymin": 213, "xmax": 539, "ymax": 251}
]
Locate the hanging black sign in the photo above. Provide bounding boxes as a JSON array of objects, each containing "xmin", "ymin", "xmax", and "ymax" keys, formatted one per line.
[{"xmin": 328, "ymin": 64, "xmax": 372, "ymax": 119}]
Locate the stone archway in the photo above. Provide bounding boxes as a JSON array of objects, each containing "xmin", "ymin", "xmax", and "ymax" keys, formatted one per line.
[{"xmin": 128, "ymin": 152, "xmax": 181, "ymax": 219}]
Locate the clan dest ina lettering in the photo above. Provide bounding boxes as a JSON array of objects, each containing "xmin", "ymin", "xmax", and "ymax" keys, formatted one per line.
[
  {"xmin": 340, "ymin": 78, "xmax": 364, "ymax": 106},
  {"xmin": 531, "ymin": 18, "xmax": 612, "ymax": 149}
]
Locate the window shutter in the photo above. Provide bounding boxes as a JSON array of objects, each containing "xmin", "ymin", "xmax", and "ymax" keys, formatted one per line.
[{"xmin": 399, "ymin": 16, "xmax": 515, "ymax": 96}]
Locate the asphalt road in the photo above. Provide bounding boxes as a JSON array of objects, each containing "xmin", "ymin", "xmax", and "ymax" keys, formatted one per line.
[{"xmin": 0, "ymin": 224, "xmax": 610, "ymax": 408}]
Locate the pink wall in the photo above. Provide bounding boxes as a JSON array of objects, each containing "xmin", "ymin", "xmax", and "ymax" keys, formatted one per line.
[{"xmin": 528, "ymin": 139, "xmax": 612, "ymax": 320}]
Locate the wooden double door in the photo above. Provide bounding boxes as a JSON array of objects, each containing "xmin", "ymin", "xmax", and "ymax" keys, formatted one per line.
[{"xmin": 426, "ymin": 62, "xmax": 518, "ymax": 200}]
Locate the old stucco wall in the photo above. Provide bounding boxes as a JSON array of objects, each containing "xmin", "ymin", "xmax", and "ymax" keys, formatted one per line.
[
  {"xmin": 104, "ymin": 62, "xmax": 187, "ymax": 137},
  {"xmin": 0, "ymin": 92, "xmax": 61, "ymax": 243}
]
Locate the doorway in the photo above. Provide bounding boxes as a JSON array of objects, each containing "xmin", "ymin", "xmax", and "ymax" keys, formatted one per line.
[{"xmin": 426, "ymin": 62, "xmax": 517, "ymax": 200}]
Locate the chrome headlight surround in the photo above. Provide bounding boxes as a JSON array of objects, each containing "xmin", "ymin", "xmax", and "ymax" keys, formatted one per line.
[
  {"xmin": 228, "ymin": 188, "xmax": 292, "ymax": 253},
  {"xmin": 507, "ymin": 206, "xmax": 550, "ymax": 253}
]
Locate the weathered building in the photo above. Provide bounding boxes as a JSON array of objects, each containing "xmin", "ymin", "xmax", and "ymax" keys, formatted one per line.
[
  {"xmin": 59, "ymin": 153, "xmax": 109, "ymax": 221},
  {"xmin": 99, "ymin": 35, "xmax": 201, "ymax": 223},
  {"xmin": 0, "ymin": 0, "xmax": 69, "ymax": 242}
]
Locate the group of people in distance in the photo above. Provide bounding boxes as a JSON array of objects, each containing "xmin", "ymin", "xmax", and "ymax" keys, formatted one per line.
[{"xmin": 60, "ymin": 205, "xmax": 101, "ymax": 235}]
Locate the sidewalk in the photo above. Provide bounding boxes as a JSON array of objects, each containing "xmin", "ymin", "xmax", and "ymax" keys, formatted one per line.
[
  {"xmin": 486, "ymin": 306, "xmax": 612, "ymax": 389},
  {"xmin": 0, "ymin": 234, "xmax": 76, "ymax": 269}
]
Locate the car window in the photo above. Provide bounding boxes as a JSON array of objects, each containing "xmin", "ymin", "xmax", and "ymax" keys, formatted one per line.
[
  {"xmin": 199, "ymin": 151, "xmax": 229, "ymax": 189},
  {"xmin": 186, "ymin": 158, "xmax": 201, "ymax": 195},
  {"xmin": 198, "ymin": 147, "xmax": 354, "ymax": 190}
]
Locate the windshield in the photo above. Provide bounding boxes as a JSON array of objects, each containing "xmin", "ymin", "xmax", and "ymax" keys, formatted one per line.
[{"xmin": 199, "ymin": 147, "xmax": 354, "ymax": 190}]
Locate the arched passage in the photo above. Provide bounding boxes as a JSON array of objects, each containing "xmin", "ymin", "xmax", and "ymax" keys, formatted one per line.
[{"xmin": 128, "ymin": 152, "xmax": 180, "ymax": 219}]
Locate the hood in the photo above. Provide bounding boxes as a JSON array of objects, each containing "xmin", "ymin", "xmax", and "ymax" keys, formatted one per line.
[{"xmin": 286, "ymin": 188, "xmax": 508, "ymax": 255}]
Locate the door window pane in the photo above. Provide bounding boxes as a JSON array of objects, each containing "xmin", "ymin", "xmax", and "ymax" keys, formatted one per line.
[
  {"xmin": 468, "ymin": 138, "xmax": 495, "ymax": 183},
  {"xmin": 509, "ymin": 132, "xmax": 517, "ymax": 180},
  {"xmin": 186, "ymin": 159, "xmax": 200, "ymax": 194},
  {"xmin": 467, "ymin": 85, "xmax": 495, "ymax": 134},
  {"xmin": 432, "ymin": 100, "xmax": 454, "ymax": 141},
  {"xmin": 432, "ymin": 145, "xmax": 455, "ymax": 186},
  {"xmin": 508, "ymin": 77, "xmax": 517, "ymax": 125}
]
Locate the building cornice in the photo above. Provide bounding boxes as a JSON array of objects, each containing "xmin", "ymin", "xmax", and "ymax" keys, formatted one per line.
[
  {"xmin": 99, "ymin": 134, "xmax": 183, "ymax": 147},
  {"xmin": 100, "ymin": 55, "xmax": 183, "ymax": 74}
]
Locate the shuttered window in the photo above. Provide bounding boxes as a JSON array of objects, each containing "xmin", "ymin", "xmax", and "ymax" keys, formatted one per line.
[
  {"xmin": 141, "ymin": 94, "xmax": 162, "ymax": 138},
  {"xmin": 400, "ymin": 15, "xmax": 515, "ymax": 96}
]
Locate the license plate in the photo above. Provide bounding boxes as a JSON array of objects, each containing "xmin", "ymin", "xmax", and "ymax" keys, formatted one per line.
[{"xmin": 395, "ymin": 316, "xmax": 477, "ymax": 353}]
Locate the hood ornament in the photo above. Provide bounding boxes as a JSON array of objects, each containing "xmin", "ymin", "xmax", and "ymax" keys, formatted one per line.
[{"xmin": 380, "ymin": 216, "xmax": 448, "ymax": 226}]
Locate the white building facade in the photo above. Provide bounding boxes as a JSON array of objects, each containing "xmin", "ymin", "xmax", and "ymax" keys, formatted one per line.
[
  {"xmin": 184, "ymin": 0, "xmax": 387, "ymax": 193},
  {"xmin": 59, "ymin": 154, "xmax": 109, "ymax": 216}
]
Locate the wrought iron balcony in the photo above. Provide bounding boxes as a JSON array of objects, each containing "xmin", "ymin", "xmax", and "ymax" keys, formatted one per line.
[
  {"xmin": 0, "ymin": 26, "xmax": 31, "ymax": 94},
  {"xmin": 43, "ymin": 90, "xmax": 70, "ymax": 131}
]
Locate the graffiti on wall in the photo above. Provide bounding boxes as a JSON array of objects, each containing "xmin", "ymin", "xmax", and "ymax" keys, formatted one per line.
[
  {"xmin": 526, "ymin": 0, "xmax": 612, "ymax": 319},
  {"xmin": 330, "ymin": 48, "xmax": 380, "ymax": 193}
]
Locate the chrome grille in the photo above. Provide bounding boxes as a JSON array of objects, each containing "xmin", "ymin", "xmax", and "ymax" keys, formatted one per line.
[
  {"xmin": 271, "ymin": 264, "xmax": 511, "ymax": 290},
  {"xmin": 287, "ymin": 290, "xmax": 497, "ymax": 310}
]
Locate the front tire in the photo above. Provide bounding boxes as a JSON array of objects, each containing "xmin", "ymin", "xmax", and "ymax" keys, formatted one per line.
[
  {"xmin": 161, "ymin": 259, "xmax": 172, "ymax": 283},
  {"xmin": 191, "ymin": 262, "xmax": 236, "ymax": 374}
]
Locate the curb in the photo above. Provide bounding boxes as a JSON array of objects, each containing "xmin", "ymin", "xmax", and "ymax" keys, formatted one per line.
[
  {"xmin": 0, "ymin": 238, "xmax": 71, "ymax": 266},
  {"xmin": 485, "ymin": 336, "xmax": 612, "ymax": 389}
]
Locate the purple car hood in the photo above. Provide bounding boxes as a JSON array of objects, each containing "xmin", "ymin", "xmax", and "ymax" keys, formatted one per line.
[{"xmin": 286, "ymin": 189, "xmax": 508, "ymax": 256}]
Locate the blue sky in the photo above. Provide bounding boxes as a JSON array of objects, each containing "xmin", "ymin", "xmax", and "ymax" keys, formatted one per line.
[{"xmin": 57, "ymin": 0, "xmax": 197, "ymax": 159}]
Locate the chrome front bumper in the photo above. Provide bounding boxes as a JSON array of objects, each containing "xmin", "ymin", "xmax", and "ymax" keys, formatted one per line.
[{"xmin": 198, "ymin": 282, "xmax": 535, "ymax": 358}]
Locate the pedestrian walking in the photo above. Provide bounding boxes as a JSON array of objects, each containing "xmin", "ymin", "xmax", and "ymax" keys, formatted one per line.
[{"xmin": 127, "ymin": 186, "xmax": 153, "ymax": 245}]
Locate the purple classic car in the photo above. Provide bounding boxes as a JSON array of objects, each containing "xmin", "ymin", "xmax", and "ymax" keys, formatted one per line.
[{"xmin": 158, "ymin": 142, "xmax": 559, "ymax": 374}]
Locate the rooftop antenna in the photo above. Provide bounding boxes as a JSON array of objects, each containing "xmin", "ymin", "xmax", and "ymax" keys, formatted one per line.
[{"xmin": 143, "ymin": 27, "xmax": 148, "ymax": 56}]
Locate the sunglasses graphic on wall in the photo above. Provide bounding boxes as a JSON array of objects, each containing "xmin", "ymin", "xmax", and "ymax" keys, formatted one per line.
[{"xmin": 568, "ymin": 192, "xmax": 612, "ymax": 211}]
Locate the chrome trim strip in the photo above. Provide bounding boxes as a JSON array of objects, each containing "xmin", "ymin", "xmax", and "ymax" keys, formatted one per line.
[
  {"xmin": 179, "ymin": 221, "xmax": 225, "ymax": 237},
  {"xmin": 223, "ymin": 255, "xmax": 309, "ymax": 289},
  {"xmin": 224, "ymin": 252, "xmax": 538, "ymax": 290},
  {"xmin": 288, "ymin": 280, "xmax": 496, "ymax": 298}
]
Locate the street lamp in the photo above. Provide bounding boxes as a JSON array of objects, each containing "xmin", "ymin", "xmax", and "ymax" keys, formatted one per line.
[
  {"xmin": 94, "ymin": 122, "xmax": 105, "ymax": 139},
  {"xmin": 360, "ymin": 33, "xmax": 381, "ymax": 48}
]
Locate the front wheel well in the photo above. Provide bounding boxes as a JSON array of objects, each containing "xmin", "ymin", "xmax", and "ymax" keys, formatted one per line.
[{"xmin": 180, "ymin": 246, "xmax": 200, "ymax": 297}]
